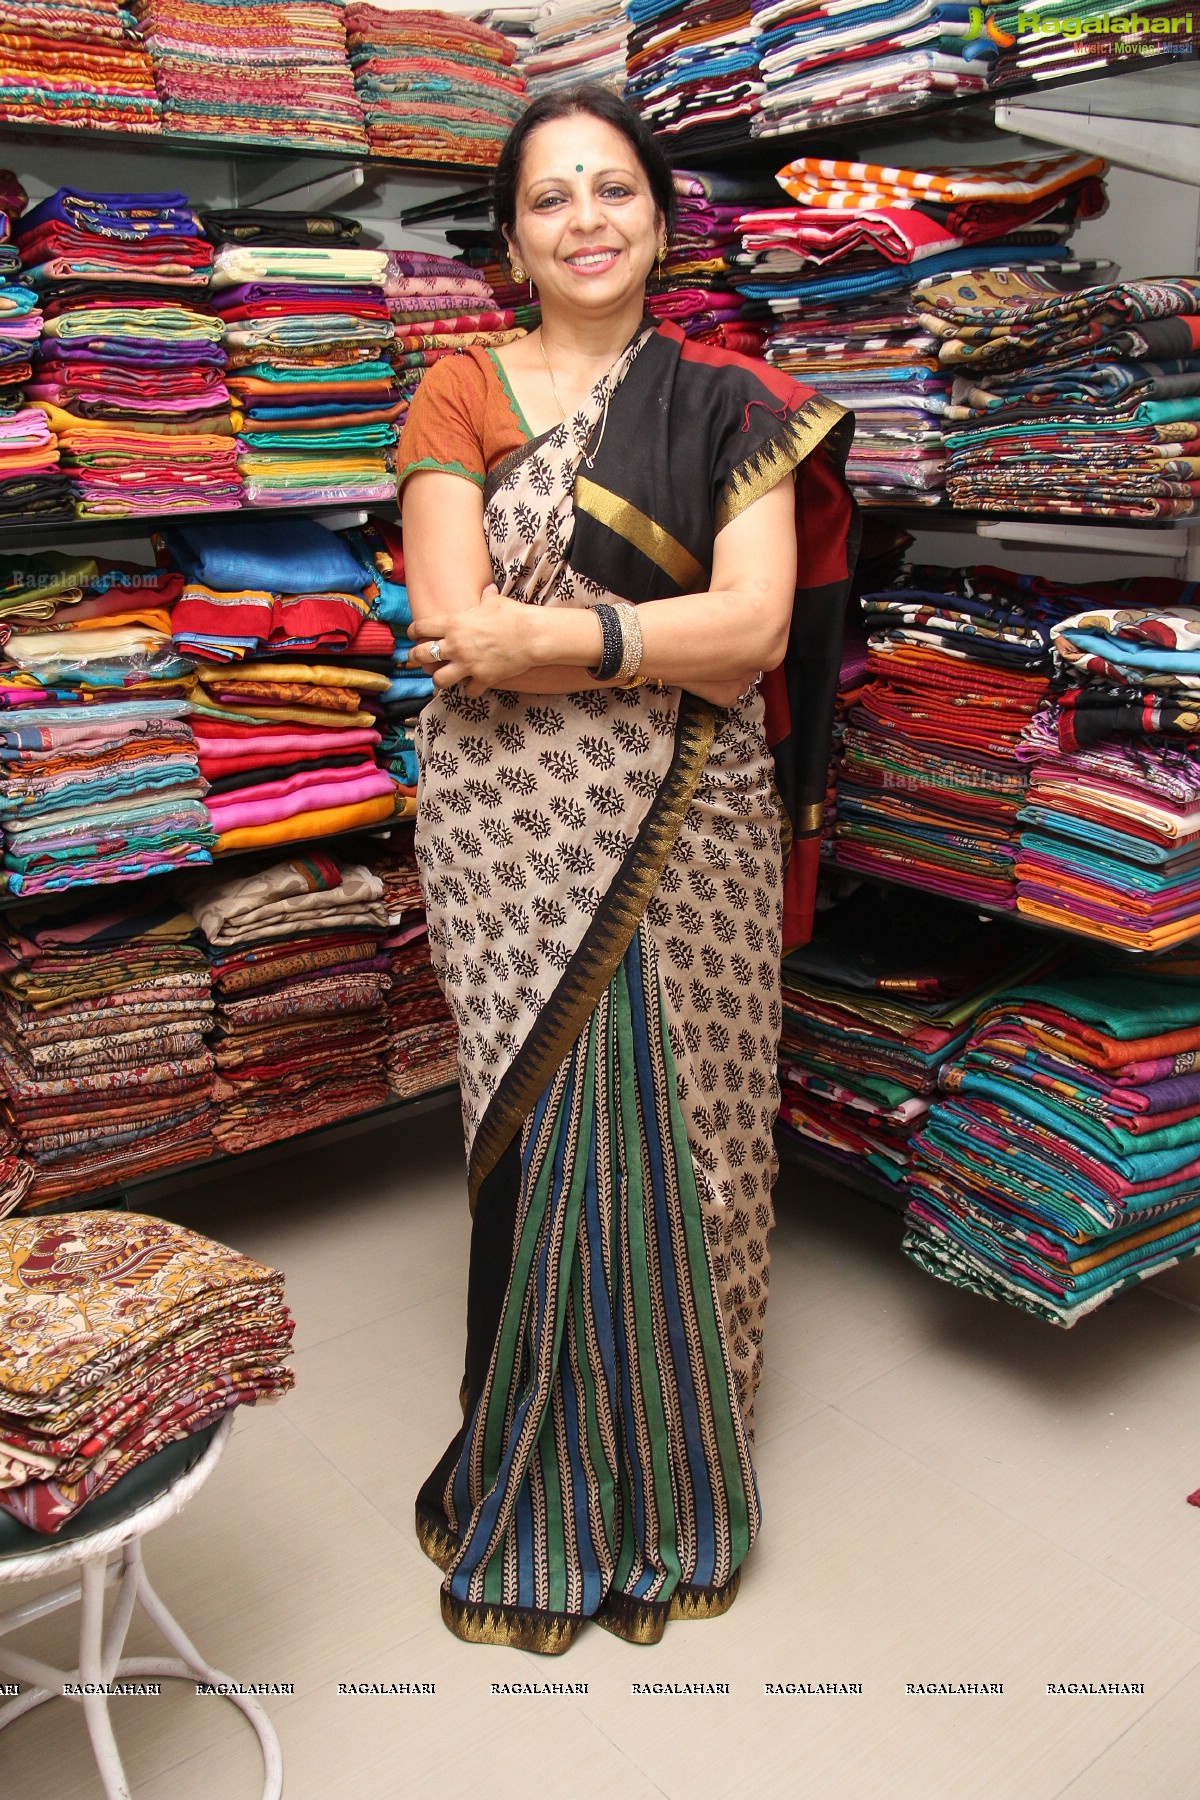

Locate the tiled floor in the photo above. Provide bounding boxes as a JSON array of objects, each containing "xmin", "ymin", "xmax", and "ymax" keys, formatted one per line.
[{"xmin": 4, "ymin": 1100, "xmax": 1199, "ymax": 1800}]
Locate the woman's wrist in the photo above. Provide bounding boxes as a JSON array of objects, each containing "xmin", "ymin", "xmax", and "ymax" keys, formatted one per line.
[{"xmin": 528, "ymin": 605, "xmax": 606, "ymax": 670}]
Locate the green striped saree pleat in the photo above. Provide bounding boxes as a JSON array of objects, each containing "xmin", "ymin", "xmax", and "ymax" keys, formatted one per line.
[{"xmin": 430, "ymin": 925, "xmax": 760, "ymax": 1653}]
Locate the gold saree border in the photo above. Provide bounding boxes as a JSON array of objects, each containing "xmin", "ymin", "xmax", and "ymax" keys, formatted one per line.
[
  {"xmin": 715, "ymin": 394, "xmax": 854, "ymax": 533},
  {"xmin": 467, "ymin": 691, "xmax": 718, "ymax": 1207},
  {"xmin": 440, "ymin": 1592, "xmax": 581, "ymax": 1655},
  {"xmin": 668, "ymin": 1568, "xmax": 742, "ymax": 1621},
  {"xmin": 574, "ymin": 475, "xmax": 706, "ymax": 591}
]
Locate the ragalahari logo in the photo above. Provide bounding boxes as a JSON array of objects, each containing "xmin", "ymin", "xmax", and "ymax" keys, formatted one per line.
[{"xmin": 966, "ymin": 5, "xmax": 1019, "ymax": 42}]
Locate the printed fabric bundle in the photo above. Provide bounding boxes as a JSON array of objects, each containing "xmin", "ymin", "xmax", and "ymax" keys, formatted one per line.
[
  {"xmin": 133, "ymin": 0, "xmax": 367, "ymax": 150},
  {"xmin": 922, "ymin": 270, "xmax": 1200, "ymax": 521},
  {"xmin": 344, "ymin": 6, "xmax": 527, "ymax": 165},
  {"xmin": 648, "ymin": 169, "xmax": 774, "ymax": 353},
  {"xmin": 362, "ymin": 830, "xmax": 457, "ymax": 1097},
  {"xmin": 0, "ymin": 891, "xmax": 215, "ymax": 1207},
  {"xmin": 906, "ymin": 968, "xmax": 1200, "ymax": 1324},
  {"xmin": 523, "ymin": 0, "xmax": 627, "ymax": 96},
  {"xmin": 0, "ymin": 1211, "xmax": 293, "ymax": 1532},
  {"xmin": 1012, "ymin": 580, "xmax": 1200, "ymax": 950},
  {"xmin": 0, "ymin": 0, "xmax": 162, "ymax": 133},
  {"xmin": 183, "ymin": 851, "xmax": 392, "ymax": 1153}
]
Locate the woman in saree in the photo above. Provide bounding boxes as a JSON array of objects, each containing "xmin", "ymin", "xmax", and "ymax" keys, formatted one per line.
[{"xmin": 397, "ymin": 86, "xmax": 857, "ymax": 1654}]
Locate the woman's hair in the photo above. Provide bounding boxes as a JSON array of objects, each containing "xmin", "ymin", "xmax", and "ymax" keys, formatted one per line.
[{"xmin": 493, "ymin": 85, "xmax": 675, "ymax": 251}]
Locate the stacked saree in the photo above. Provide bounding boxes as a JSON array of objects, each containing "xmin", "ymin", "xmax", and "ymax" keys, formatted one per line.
[
  {"xmin": 0, "ymin": 0, "xmax": 162, "ymax": 133},
  {"xmin": 780, "ymin": 887, "xmax": 1054, "ymax": 1188},
  {"xmin": 399, "ymin": 318, "xmax": 855, "ymax": 1650},
  {"xmin": 0, "ymin": 892, "xmax": 215, "ymax": 1207},
  {"xmin": 926, "ymin": 271, "xmax": 1200, "ymax": 521},
  {"xmin": 362, "ymin": 831, "xmax": 457, "ymax": 1099},
  {"xmin": 1014, "ymin": 586, "xmax": 1200, "ymax": 949},
  {"xmin": 184, "ymin": 852, "xmax": 391, "ymax": 1152},
  {"xmin": 906, "ymin": 970, "xmax": 1200, "ymax": 1324}
]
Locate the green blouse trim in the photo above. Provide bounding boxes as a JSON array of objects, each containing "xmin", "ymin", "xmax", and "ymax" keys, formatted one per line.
[
  {"xmin": 397, "ymin": 455, "xmax": 485, "ymax": 490},
  {"xmin": 485, "ymin": 348, "xmax": 534, "ymax": 442}
]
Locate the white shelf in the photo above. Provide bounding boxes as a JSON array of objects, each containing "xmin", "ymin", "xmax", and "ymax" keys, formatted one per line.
[{"xmin": 995, "ymin": 67, "xmax": 1200, "ymax": 184}]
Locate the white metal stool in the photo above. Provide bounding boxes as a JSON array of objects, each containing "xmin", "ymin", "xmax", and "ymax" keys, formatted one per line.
[{"xmin": 0, "ymin": 1417, "xmax": 283, "ymax": 1800}]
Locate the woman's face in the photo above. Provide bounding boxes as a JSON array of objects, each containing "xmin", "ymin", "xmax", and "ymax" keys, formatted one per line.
[{"xmin": 506, "ymin": 113, "xmax": 661, "ymax": 320}]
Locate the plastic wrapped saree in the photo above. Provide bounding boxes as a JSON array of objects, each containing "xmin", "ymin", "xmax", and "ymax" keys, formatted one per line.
[{"xmin": 410, "ymin": 319, "xmax": 856, "ymax": 1650}]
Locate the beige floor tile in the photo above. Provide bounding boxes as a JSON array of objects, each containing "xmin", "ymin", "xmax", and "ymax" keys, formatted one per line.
[
  {"xmin": 554, "ymin": 1408, "xmax": 1200, "ymax": 1800},
  {"xmin": 147, "ymin": 1102, "xmax": 469, "ymax": 1355},
  {"xmin": 128, "ymin": 1626, "xmax": 669, "ymax": 1800},
  {"xmin": 1053, "ymin": 1662, "xmax": 1200, "ymax": 1799},
  {"xmin": 837, "ymin": 1283, "xmax": 1200, "ymax": 1632},
  {"xmin": 281, "ymin": 1291, "xmax": 470, "ymax": 1537},
  {"xmin": 767, "ymin": 1167, "xmax": 983, "ymax": 1403}
]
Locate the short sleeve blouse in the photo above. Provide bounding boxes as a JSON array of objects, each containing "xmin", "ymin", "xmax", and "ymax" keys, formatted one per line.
[{"xmin": 396, "ymin": 348, "xmax": 531, "ymax": 492}]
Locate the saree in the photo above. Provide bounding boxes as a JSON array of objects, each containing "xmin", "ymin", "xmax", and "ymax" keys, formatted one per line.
[{"xmin": 409, "ymin": 319, "xmax": 855, "ymax": 1651}]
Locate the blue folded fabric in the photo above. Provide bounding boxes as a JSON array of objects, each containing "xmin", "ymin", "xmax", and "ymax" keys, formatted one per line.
[
  {"xmin": 735, "ymin": 245, "xmax": 1069, "ymax": 304},
  {"xmin": 159, "ymin": 519, "xmax": 369, "ymax": 596}
]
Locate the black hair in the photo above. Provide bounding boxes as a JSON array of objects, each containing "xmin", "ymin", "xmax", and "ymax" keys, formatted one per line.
[{"xmin": 493, "ymin": 85, "xmax": 675, "ymax": 257}]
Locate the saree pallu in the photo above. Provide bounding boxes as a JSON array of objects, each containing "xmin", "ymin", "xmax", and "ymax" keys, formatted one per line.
[{"xmin": 412, "ymin": 320, "xmax": 854, "ymax": 1651}]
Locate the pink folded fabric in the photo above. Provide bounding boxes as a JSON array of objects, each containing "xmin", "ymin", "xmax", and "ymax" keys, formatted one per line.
[
  {"xmin": 205, "ymin": 768, "xmax": 396, "ymax": 831},
  {"xmin": 191, "ymin": 726, "xmax": 381, "ymax": 760}
]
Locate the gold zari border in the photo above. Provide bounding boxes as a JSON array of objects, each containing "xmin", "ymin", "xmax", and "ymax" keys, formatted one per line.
[
  {"xmin": 467, "ymin": 693, "xmax": 717, "ymax": 1206},
  {"xmin": 440, "ymin": 1591, "xmax": 581, "ymax": 1655},
  {"xmin": 715, "ymin": 394, "xmax": 853, "ymax": 533},
  {"xmin": 575, "ymin": 474, "xmax": 706, "ymax": 591}
]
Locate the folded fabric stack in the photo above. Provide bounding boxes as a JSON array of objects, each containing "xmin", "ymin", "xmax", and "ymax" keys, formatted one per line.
[
  {"xmin": 382, "ymin": 249, "xmax": 521, "ymax": 427},
  {"xmin": 0, "ymin": 892, "xmax": 215, "ymax": 1209},
  {"xmin": 363, "ymin": 832, "xmax": 457, "ymax": 1097},
  {"xmin": 751, "ymin": 0, "xmax": 991, "ymax": 140},
  {"xmin": 736, "ymin": 151, "xmax": 1108, "ymax": 506},
  {"xmin": 160, "ymin": 517, "xmax": 401, "ymax": 854},
  {"xmin": 987, "ymin": 0, "xmax": 1198, "ymax": 89},
  {"xmin": 0, "ymin": 1211, "xmax": 293, "ymax": 1534},
  {"xmin": 824, "ymin": 619, "xmax": 868, "ymax": 852},
  {"xmin": 926, "ymin": 270, "xmax": 1200, "ymax": 521},
  {"xmin": 834, "ymin": 565, "xmax": 1079, "ymax": 907},
  {"xmin": 0, "ymin": 0, "xmax": 161, "ymax": 133},
  {"xmin": 18, "ymin": 187, "xmax": 240, "ymax": 519},
  {"xmin": 0, "ymin": 1126, "xmax": 33, "ymax": 1218},
  {"xmin": 0, "ymin": 170, "xmax": 71, "ymax": 526},
  {"xmin": 906, "ymin": 969, "xmax": 1200, "ymax": 1325},
  {"xmin": 1013, "ymin": 587, "xmax": 1200, "ymax": 951},
  {"xmin": 524, "ymin": 0, "xmax": 628, "ymax": 94},
  {"xmin": 625, "ymin": 0, "xmax": 763, "ymax": 160},
  {"xmin": 0, "ymin": 702, "xmax": 213, "ymax": 897},
  {"xmin": 475, "ymin": 0, "xmax": 541, "ymax": 74},
  {"xmin": 211, "ymin": 233, "xmax": 398, "ymax": 507},
  {"xmin": 134, "ymin": 0, "xmax": 366, "ymax": 149},
  {"xmin": 343, "ymin": 514, "xmax": 429, "ymax": 804},
  {"xmin": 779, "ymin": 886, "xmax": 1051, "ymax": 1190},
  {"xmin": 345, "ymin": 6, "xmax": 526, "ymax": 164},
  {"xmin": 649, "ymin": 170, "xmax": 770, "ymax": 352},
  {"xmin": 186, "ymin": 852, "xmax": 391, "ymax": 1153}
]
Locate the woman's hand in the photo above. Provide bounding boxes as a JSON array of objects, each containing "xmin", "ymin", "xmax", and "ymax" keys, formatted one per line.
[
  {"xmin": 409, "ymin": 585, "xmax": 538, "ymax": 697},
  {"xmin": 687, "ymin": 676, "xmax": 755, "ymax": 708}
]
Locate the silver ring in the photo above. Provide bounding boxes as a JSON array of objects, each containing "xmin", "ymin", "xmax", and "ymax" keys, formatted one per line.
[{"xmin": 427, "ymin": 640, "xmax": 442, "ymax": 663}]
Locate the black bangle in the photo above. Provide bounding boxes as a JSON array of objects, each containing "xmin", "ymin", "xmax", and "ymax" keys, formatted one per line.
[{"xmin": 587, "ymin": 602, "xmax": 624, "ymax": 681}]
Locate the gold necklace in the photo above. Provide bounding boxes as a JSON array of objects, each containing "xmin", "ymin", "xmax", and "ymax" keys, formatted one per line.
[{"xmin": 537, "ymin": 333, "xmax": 611, "ymax": 469}]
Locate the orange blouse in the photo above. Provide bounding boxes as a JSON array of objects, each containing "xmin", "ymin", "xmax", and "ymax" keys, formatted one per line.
[{"xmin": 396, "ymin": 348, "xmax": 531, "ymax": 492}]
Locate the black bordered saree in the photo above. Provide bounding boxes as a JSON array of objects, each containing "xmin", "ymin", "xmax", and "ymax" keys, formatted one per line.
[{"xmin": 410, "ymin": 320, "xmax": 856, "ymax": 1652}]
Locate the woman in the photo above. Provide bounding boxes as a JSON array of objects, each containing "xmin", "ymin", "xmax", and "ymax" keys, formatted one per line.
[{"xmin": 398, "ymin": 86, "xmax": 856, "ymax": 1654}]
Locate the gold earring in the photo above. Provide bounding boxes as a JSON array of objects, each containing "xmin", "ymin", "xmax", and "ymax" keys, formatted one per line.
[
  {"xmin": 656, "ymin": 239, "xmax": 667, "ymax": 278},
  {"xmin": 510, "ymin": 261, "xmax": 526, "ymax": 284}
]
